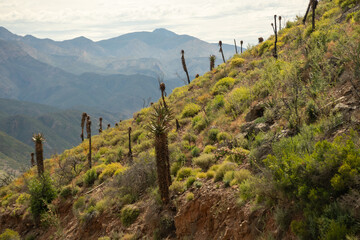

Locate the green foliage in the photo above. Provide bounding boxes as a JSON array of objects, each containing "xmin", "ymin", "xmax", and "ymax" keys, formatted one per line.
[
  {"xmin": 214, "ymin": 162, "xmax": 237, "ymax": 182},
  {"xmin": 185, "ymin": 176, "xmax": 196, "ymax": 188},
  {"xmin": 120, "ymin": 205, "xmax": 140, "ymax": 227},
  {"xmin": 223, "ymin": 171, "xmax": 234, "ymax": 187},
  {"xmin": 306, "ymin": 101, "xmax": 319, "ymax": 124},
  {"xmin": 204, "ymin": 145, "xmax": 216, "ymax": 153},
  {"xmin": 28, "ymin": 174, "xmax": 57, "ymax": 219},
  {"xmin": 193, "ymin": 153, "xmax": 215, "ymax": 171},
  {"xmin": 0, "ymin": 229, "xmax": 20, "ymax": 240},
  {"xmin": 60, "ymin": 185, "xmax": 73, "ymax": 199},
  {"xmin": 83, "ymin": 168, "xmax": 97, "ymax": 186},
  {"xmin": 336, "ymin": 0, "xmax": 360, "ymax": 9},
  {"xmin": 238, "ymin": 179, "xmax": 256, "ymax": 202},
  {"xmin": 176, "ymin": 167, "xmax": 195, "ymax": 180},
  {"xmin": 225, "ymin": 87, "xmax": 250, "ymax": 117},
  {"xmin": 191, "ymin": 146, "xmax": 201, "ymax": 157},
  {"xmin": 192, "ymin": 115, "xmax": 208, "ymax": 132},
  {"xmin": 230, "ymin": 58, "xmax": 245, "ymax": 68},
  {"xmin": 208, "ymin": 128, "xmax": 220, "ymax": 143},
  {"xmin": 265, "ymin": 132, "xmax": 360, "ymax": 239},
  {"xmin": 211, "ymin": 77, "xmax": 235, "ymax": 95},
  {"xmin": 217, "ymin": 132, "xmax": 232, "ymax": 142},
  {"xmin": 211, "ymin": 95, "xmax": 225, "ymax": 109},
  {"xmin": 181, "ymin": 103, "xmax": 201, "ymax": 118},
  {"xmin": 169, "ymin": 181, "xmax": 185, "ymax": 194},
  {"xmin": 233, "ymin": 169, "xmax": 252, "ymax": 184},
  {"xmin": 186, "ymin": 192, "xmax": 194, "ymax": 201}
]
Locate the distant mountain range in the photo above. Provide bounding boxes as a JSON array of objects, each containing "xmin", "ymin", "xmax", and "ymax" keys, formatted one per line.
[
  {"xmin": 0, "ymin": 98, "xmax": 120, "ymax": 170},
  {"xmin": 0, "ymin": 26, "xmax": 239, "ymax": 171}
]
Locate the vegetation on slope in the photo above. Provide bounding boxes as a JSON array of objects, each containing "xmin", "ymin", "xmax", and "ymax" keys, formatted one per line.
[{"xmin": 1, "ymin": 0, "xmax": 360, "ymax": 239}]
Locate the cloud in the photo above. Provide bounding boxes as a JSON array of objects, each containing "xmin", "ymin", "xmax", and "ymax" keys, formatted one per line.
[{"xmin": 0, "ymin": 0, "xmax": 307, "ymax": 44}]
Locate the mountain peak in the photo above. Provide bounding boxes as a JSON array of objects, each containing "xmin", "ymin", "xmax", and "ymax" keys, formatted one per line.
[{"xmin": 152, "ymin": 28, "xmax": 176, "ymax": 36}]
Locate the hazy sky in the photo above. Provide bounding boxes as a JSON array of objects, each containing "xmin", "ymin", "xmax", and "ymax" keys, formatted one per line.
[{"xmin": 0, "ymin": 0, "xmax": 307, "ymax": 45}]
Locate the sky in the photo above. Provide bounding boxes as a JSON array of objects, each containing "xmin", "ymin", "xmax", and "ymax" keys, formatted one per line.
[{"xmin": 0, "ymin": 0, "xmax": 307, "ymax": 45}]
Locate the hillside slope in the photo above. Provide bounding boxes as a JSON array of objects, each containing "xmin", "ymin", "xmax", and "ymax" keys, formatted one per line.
[{"xmin": 1, "ymin": 1, "xmax": 360, "ymax": 239}]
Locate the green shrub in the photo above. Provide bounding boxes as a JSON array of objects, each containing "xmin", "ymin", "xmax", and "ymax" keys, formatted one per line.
[
  {"xmin": 204, "ymin": 145, "xmax": 216, "ymax": 153},
  {"xmin": 183, "ymin": 132, "xmax": 197, "ymax": 144},
  {"xmin": 186, "ymin": 192, "xmax": 194, "ymax": 201},
  {"xmin": 214, "ymin": 162, "xmax": 237, "ymax": 182},
  {"xmin": 120, "ymin": 205, "xmax": 140, "ymax": 227},
  {"xmin": 212, "ymin": 95, "xmax": 225, "ymax": 109},
  {"xmin": 208, "ymin": 128, "xmax": 220, "ymax": 143},
  {"xmin": 306, "ymin": 101, "xmax": 319, "ymax": 123},
  {"xmin": 84, "ymin": 168, "xmax": 97, "ymax": 186},
  {"xmin": 191, "ymin": 146, "xmax": 201, "ymax": 157},
  {"xmin": 217, "ymin": 132, "xmax": 232, "ymax": 142},
  {"xmin": 193, "ymin": 153, "xmax": 215, "ymax": 171},
  {"xmin": 225, "ymin": 87, "xmax": 250, "ymax": 117},
  {"xmin": 185, "ymin": 176, "xmax": 196, "ymax": 188},
  {"xmin": 211, "ymin": 77, "xmax": 235, "ymax": 95},
  {"xmin": 206, "ymin": 170, "xmax": 215, "ymax": 179},
  {"xmin": 73, "ymin": 196, "xmax": 86, "ymax": 212},
  {"xmin": 28, "ymin": 174, "xmax": 57, "ymax": 219},
  {"xmin": 192, "ymin": 115, "xmax": 208, "ymax": 132},
  {"xmin": 170, "ymin": 162, "xmax": 182, "ymax": 177},
  {"xmin": 181, "ymin": 103, "xmax": 201, "ymax": 118},
  {"xmin": 233, "ymin": 169, "xmax": 252, "ymax": 184},
  {"xmin": 60, "ymin": 185, "xmax": 73, "ymax": 199},
  {"xmin": 194, "ymin": 181, "xmax": 203, "ymax": 188},
  {"xmin": 230, "ymin": 58, "xmax": 245, "ymax": 68},
  {"xmin": 238, "ymin": 179, "xmax": 255, "ymax": 202},
  {"xmin": 169, "ymin": 181, "xmax": 185, "ymax": 194},
  {"xmin": 176, "ymin": 167, "xmax": 195, "ymax": 180},
  {"xmin": 223, "ymin": 171, "xmax": 235, "ymax": 187},
  {"xmin": 0, "ymin": 229, "xmax": 20, "ymax": 240}
]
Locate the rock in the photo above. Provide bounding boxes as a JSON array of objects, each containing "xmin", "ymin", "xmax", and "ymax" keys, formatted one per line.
[
  {"xmin": 255, "ymin": 123, "xmax": 269, "ymax": 132},
  {"xmin": 333, "ymin": 103, "xmax": 355, "ymax": 113},
  {"xmin": 245, "ymin": 103, "xmax": 265, "ymax": 122}
]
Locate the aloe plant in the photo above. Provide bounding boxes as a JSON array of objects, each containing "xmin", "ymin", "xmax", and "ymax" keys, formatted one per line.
[
  {"xmin": 303, "ymin": 0, "xmax": 318, "ymax": 32},
  {"xmin": 240, "ymin": 40, "xmax": 244, "ymax": 54},
  {"xmin": 80, "ymin": 112, "xmax": 87, "ymax": 142},
  {"xmin": 32, "ymin": 133, "xmax": 45, "ymax": 176},
  {"xmin": 271, "ymin": 15, "xmax": 278, "ymax": 59},
  {"xmin": 160, "ymin": 82, "xmax": 167, "ymax": 109},
  {"xmin": 86, "ymin": 116, "xmax": 92, "ymax": 169},
  {"xmin": 279, "ymin": 16, "xmax": 282, "ymax": 30},
  {"xmin": 210, "ymin": 55, "xmax": 216, "ymax": 71},
  {"xmin": 234, "ymin": 39, "xmax": 238, "ymax": 54},
  {"xmin": 99, "ymin": 117, "xmax": 103, "ymax": 133},
  {"xmin": 30, "ymin": 152, "xmax": 35, "ymax": 167},
  {"xmin": 219, "ymin": 41, "xmax": 226, "ymax": 63},
  {"xmin": 181, "ymin": 50, "xmax": 190, "ymax": 84},
  {"xmin": 147, "ymin": 103, "xmax": 173, "ymax": 204},
  {"xmin": 128, "ymin": 127, "xmax": 133, "ymax": 163}
]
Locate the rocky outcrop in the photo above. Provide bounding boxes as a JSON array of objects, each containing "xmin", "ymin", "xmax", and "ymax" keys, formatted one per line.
[{"xmin": 174, "ymin": 182, "xmax": 270, "ymax": 240}]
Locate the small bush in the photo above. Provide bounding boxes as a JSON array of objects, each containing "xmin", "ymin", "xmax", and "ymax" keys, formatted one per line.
[
  {"xmin": 233, "ymin": 169, "xmax": 252, "ymax": 184},
  {"xmin": 212, "ymin": 95, "xmax": 225, "ymax": 109},
  {"xmin": 0, "ymin": 229, "xmax": 20, "ymax": 240},
  {"xmin": 120, "ymin": 205, "xmax": 140, "ymax": 227},
  {"xmin": 230, "ymin": 58, "xmax": 245, "ymax": 68},
  {"xmin": 28, "ymin": 174, "xmax": 57, "ymax": 220},
  {"xmin": 185, "ymin": 176, "xmax": 196, "ymax": 189},
  {"xmin": 181, "ymin": 103, "xmax": 201, "ymax": 118},
  {"xmin": 186, "ymin": 192, "xmax": 194, "ymax": 201},
  {"xmin": 169, "ymin": 181, "xmax": 185, "ymax": 194},
  {"xmin": 99, "ymin": 162, "xmax": 124, "ymax": 181},
  {"xmin": 191, "ymin": 147, "xmax": 201, "ymax": 157},
  {"xmin": 192, "ymin": 115, "xmax": 208, "ymax": 132},
  {"xmin": 193, "ymin": 154, "xmax": 215, "ymax": 171},
  {"xmin": 225, "ymin": 87, "xmax": 250, "ymax": 117},
  {"xmin": 217, "ymin": 132, "xmax": 232, "ymax": 142},
  {"xmin": 206, "ymin": 170, "xmax": 215, "ymax": 179},
  {"xmin": 60, "ymin": 185, "xmax": 73, "ymax": 199},
  {"xmin": 214, "ymin": 162, "xmax": 237, "ymax": 182},
  {"xmin": 84, "ymin": 168, "xmax": 97, "ymax": 186},
  {"xmin": 194, "ymin": 181, "xmax": 203, "ymax": 188},
  {"xmin": 306, "ymin": 101, "xmax": 319, "ymax": 123},
  {"xmin": 223, "ymin": 171, "xmax": 235, "ymax": 187},
  {"xmin": 208, "ymin": 128, "xmax": 220, "ymax": 143},
  {"xmin": 204, "ymin": 145, "xmax": 216, "ymax": 153},
  {"xmin": 176, "ymin": 167, "xmax": 194, "ymax": 180},
  {"xmin": 212, "ymin": 77, "xmax": 235, "ymax": 95}
]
